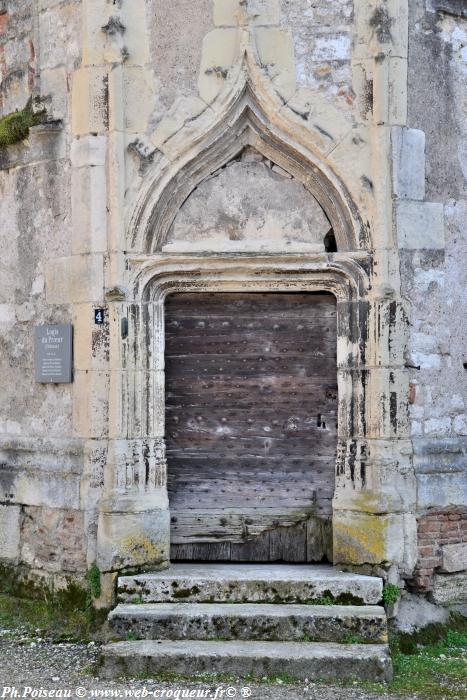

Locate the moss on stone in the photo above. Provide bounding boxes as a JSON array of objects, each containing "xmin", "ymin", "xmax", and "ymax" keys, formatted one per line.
[
  {"xmin": 88, "ymin": 564, "xmax": 102, "ymax": 600},
  {"xmin": 0, "ymin": 99, "xmax": 46, "ymax": 147},
  {"xmin": 395, "ymin": 613, "xmax": 467, "ymax": 655}
]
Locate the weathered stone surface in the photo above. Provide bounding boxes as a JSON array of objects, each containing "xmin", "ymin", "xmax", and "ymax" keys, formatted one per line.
[
  {"xmin": 97, "ymin": 495, "xmax": 170, "ymax": 573},
  {"xmin": 441, "ymin": 543, "xmax": 467, "ymax": 573},
  {"xmin": 46, "ymin": 255, "xmax": 104, "ymax": 304},
  {"xmin": 333, "ymin": 512, "xmax": 418, "ymax": 574},
  {"xmin": 396, "ymin": 201, "xmax": 445, "ymax": 249},
  {"xmin": 72, "ymin": 68, "xmax": 109, "ymax": 136},
  {"xmin": 109, "ymin": 602, "xmax": 388, "ymax": 643},
  {"xmin": 117, "ymin": 564, "xmax": 383, "ymax": 604},
  {"xmin": 0, "ymin": 0, "xmax": 466, "ymax": 599},
  {"xmin": 255, "ymin": 27, "xmax": 296, "ymax": 100},
  {"xmin": 394, "ymin": 593, "xmax": 449, "ymax": 633},
  {"xmin": 416, "ymin": 472, "xmax": 467, "ymax": 509},
  {"xmin": 20, "ymin": 506, "xmax": 87, "ymax": 574},
  {"xmin": 432, "ymin": 572, "xmax": 467, "ymax": 605},
  {"xmin": 198, "ymin": 28, "xmax": 240, "ymax": 103},
  {"xmin": 0, "ymin": 505, "xmax": 21, "ymax": 562},
  {"xmin": 100, "ymin": 640, "xmax": 393, "ymax": 682},
  {"xmin": 392, "ymin": 127, "xmax": 426, "ymax": 200},
  {"xmin": 164, "ymin": 159, "xmax": 330, "ymax": 253}
]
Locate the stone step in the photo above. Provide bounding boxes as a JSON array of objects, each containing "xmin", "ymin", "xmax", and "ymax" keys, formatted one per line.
[
  {"xmin": 108, "ymin": 602, "xmax": 388, "ymax": 643},
  {"xmin": 100, "ymin": 639, "xmax": 393, "ymax": 682},
  {"xmin": 117, "ymin": 564, "xmax": 383, "ymax": 605}
]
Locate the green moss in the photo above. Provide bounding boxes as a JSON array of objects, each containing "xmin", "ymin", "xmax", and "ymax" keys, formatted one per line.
[
  {"xmin": 0, "ymin": 99, "xmax": 46, "ymax": 148},
  {"xmin": 0, "ymin": 592, "xmax": 105, "ymax": 641},
  {"xmin": 172, "ymin": 585, "xmax": 200, "ymax": 599},
  {"xmin": 0, "ymin": 562, "xmax": 108, "ymax": 641},
  {"xmin": 382, "ymin": 583, "xmax": 401, "ymax": 606},
  {"xmin": 130, "ymin": 595, "xmax": 144, "ymax": 604},
  {"xmin": 87, "ymin": 564, "xmax": 102, "ymax": 600},
  {"xmin": 342, "ymin": 633, "xmax": 367, "ymax": 644},
  {"xmin": 396, "ymin": 614, "xmax": 467, "ymax": 654}
]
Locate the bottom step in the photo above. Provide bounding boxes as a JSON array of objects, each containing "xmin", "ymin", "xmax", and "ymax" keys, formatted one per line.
[{"xmin": 100, "ymin": 640, "xmax": 393, "ymax": 682}]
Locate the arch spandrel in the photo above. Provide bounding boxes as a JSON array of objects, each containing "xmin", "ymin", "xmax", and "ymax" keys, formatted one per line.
[{"xmin": 127, "ymin": 55, "xmax": 369, "ymax": 256}]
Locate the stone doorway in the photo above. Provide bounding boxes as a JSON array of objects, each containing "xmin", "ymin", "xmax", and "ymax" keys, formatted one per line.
[{"xmin": 165, "ymin": 291, "xmax": 337, "ymax": 561}]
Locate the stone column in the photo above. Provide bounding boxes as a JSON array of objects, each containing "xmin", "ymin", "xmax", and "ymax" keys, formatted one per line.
[{"xmin": 333, "ymin": 0, "xmax": 417, "ymax": 577}]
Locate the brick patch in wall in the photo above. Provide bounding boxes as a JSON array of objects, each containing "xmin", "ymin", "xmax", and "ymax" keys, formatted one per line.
[
  {"xmin": 20, "ymin": 506, "xmax": 87, "ymax": 575},
  {"xmin": 412, "ymin": 508, "xmax": 467, "ymax": 591}
]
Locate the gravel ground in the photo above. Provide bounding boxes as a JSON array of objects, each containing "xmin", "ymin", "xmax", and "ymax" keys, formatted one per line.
[{"xmin": 0, "ymin": 630, "xmax": 417, "ymax": 700}]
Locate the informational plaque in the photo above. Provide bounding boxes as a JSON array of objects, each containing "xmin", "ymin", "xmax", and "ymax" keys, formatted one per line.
[{"xmin": 35, "ymin": 324, "xmax": 73, "ymax": 383}]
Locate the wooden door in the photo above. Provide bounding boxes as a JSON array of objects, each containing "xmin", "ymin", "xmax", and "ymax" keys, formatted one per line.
[{"xmin": 165, "ymin": 292, "xmax": 337, "ymax": 562}]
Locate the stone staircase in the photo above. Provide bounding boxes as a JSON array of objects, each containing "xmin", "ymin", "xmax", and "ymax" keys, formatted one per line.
[{"xmin": 100, "ymin": 564, "xmax": 392, "ymax": 682}]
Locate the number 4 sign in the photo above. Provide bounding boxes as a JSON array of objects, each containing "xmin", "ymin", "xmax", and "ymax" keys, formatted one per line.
[{"xmin": 94, "ymin": 308, "xmax": 105, "ymax": 325}]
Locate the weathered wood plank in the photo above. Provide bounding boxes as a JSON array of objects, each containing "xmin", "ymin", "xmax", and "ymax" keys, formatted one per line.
[
  {"xmin": 165, "ymin": 292, "xmax": 337, "ymax": 561},
  {"xmin": 270, "ymin": 521, "xmax": 308, "ymax": 562},
  {"xmin": 171, "ymin": 543, "xmax": 232, "ymax": 561}
]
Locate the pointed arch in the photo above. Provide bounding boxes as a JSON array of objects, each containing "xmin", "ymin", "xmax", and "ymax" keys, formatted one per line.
[{"xmin": 128, "ymin": 57, "xmax": 368, "ymax": 254}]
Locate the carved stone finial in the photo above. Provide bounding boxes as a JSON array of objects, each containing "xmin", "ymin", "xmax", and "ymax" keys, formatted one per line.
[{"xmin": 105, "ymin": 285, "xmax": 127, "ymax": 302}]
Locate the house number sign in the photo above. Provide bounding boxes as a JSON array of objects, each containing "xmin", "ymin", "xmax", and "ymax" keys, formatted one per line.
[{"xmin": 35, "ymin": 324, "xmax": 73, "ymax": 383}]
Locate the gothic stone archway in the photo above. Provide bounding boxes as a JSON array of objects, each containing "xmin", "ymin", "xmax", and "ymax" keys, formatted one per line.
[{"xmin": 96, "ymin": 86, "xmax": 414, "ymax": 577}]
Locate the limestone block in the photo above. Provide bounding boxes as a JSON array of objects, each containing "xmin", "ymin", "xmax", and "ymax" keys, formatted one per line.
[
  {"xmin": 432, "ymin": 572, "xmax": 467, "ymax": 605},
  {"xmin": 123, "ymin": 67, "xmax": 155, "ymax": 133},
  {"xmin": 97, "ymin": 494, "xmax": 170, "ymax": 572},
  {"xmin": 71, "ymin": 166, "xmax": 107, "ymax": 254},
  {"xmin": 354, "ymin": 0, "xmax": 408, "ymax": 60},
  {"xmin": 81, "ymin": 0, "xmax": 107, "ymax": 66},
  {"xmin": 73, "ymin": 304, "xmax": 110, "ymax": 371},
  {"xmin": 395, "ymin": 593, "xmax": 449, "ymax": 633},
  {"xmin": 392, "ymin": 127, "xmax": 426, "ymax": 200},
  {"xmin": 416, "ymin": 472, "xmax": 467, "ymax": 509},
  {"xmin": 366, "ymin": 298, "xmax": 409, "ymax": 368},
  {"xmin": 198, "ymin": 29, "xmax": 240, "ymax": 104},
  {"xmin": 396, "ymin": 202, "xmax": 445, "ymax": 249},
  {"xmin": 71, "ymin": 135, "xmax": 107, "ymax": 168},
  {"xmin": 39, "ymin": 2, "xmax": 81, "ymax": 71},
  {"xmin": 150, "ymin": 97, "xmax": 208, "ymax": 150},
  {"xmin": 286, "ymin": 89, "xmax": 352, "ymax": 154},
  {"xmin": 351, "ymin": 59, "xmax": 374, "ymax": 123},
  {"xmin": 255, "ymin": 27, "xmax": 296, "ymax": 101},
  {"xmin": 441, "ymin": 543, "xmax": 467, "ymax": 573},
  {"xmin": 4, "ymin": 469, "xmax": 81, "ymax": 510},
  {"xmin": 0, "ymin": 505, "xmax": 21, "ymax": 562},
  {"xmin": 363, "ymin": 368, "xmax": 410, "ymax": 439},
  {"xmin": 46, "ymin": 255, "xmax": 104, "ymax": 304},
  {"xmin": 333, "ymin": 511, "xmax": 417, "ymax": 573},
  {"xmin": 73, "ymin": 370, "xmax": 110, "ymax": 439},
  {"xmin": 94, "ymin": 571, "xmax": 118, "ymax": 609},
  {"xmin": 373, "ymin": 57, "xmax": 407, "ymax": 126},
  {"xmin": 213, "ymin": 0, "xmax": 244, "ymax": 26},
  {"xmin": 333, "ymin": 438, "xmax": 416, "ymax": 513},
  {"xmin": 120, "ymin": 0, "xmax": 150, "ymax": 66},
  {"xmin": 40, "ymin": 67, "xmax": 69, "ymax": 121},
  {"xmin": 72, "ymin": 67, "xmax": 109, "ymax": 136}
]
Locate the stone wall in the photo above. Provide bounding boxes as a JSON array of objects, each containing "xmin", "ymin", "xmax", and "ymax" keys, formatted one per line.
[
  {"xmin": 0, "ymin": 0, "xmax": 465, "ymax": 603},
  {"xmin": 413, "ymin": 509, "xmax": 467, "ymax": 595},
  {"xmin": 0, "ymin": 0, "xmax": 89, "ymax": 583},
  {"xmin": 403, "ymin": 0, "xmax": 467, "ymax": 600}
]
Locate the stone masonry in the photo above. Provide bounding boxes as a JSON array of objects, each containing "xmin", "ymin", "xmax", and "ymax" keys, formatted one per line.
[{"xmin": 0, "ymin": 0, "xmax": 465, "ymax": 610}]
